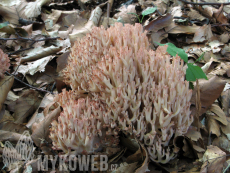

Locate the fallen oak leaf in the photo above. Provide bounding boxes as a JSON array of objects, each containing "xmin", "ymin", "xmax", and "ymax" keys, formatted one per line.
[
  {"xmin": 31, "ymin": 102, "xmax": 61, "ymax": 148},
  {"xmin": 144, "ymin": 13, "xmax": 172, "ymax": 32},
  {"xmin": 19, "ymin": 46, "xmax": 62, "ymax": 63},
  {"xmin": 209, "ymin": 104, "xmax": 227, "ymax": 126},
  {"xmin": 191, "ymin": 76, "xmax": 226, "ymax": 115},
  {"xmin": 14, "ymin": 90, "xmax": 41, "ymax": 124}
]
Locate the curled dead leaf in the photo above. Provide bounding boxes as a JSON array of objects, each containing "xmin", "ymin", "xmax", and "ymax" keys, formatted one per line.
[
  {"xmin": 31, "ymin": 103, "xmax": 61, "ymax": 147},
  {"xmin": 209, "ymin": 104, "xmax": 227, "ymax": 125},
  {"xmin": 206, "ymin": 114, "xmax": 221, "ymax": 137},
  {"xmin": 200, "ymin": 145, "xmax": 226, "ymax": 173},
  {"xmin": 191, "ymin": 76, "xmax": 226, "ymax": 116}
]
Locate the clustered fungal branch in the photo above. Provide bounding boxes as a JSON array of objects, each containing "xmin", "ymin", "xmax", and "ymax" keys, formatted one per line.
[{"xmin": 49, "ymin": 23, "xmax": 193, "ymax": 164}]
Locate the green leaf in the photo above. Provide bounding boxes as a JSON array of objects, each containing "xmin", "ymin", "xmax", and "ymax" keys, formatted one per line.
[
  {"xmin": 0, "ymin": 22, "xmax": 9, "ymax": 29},
  {"xmin": 186, "ymin": 63, "xmax": 208, "ymax": 81},
  {"xmin": 189, "ymin": 82, "xmax": 194, "ymax": 89},
  {"xmin": 142, "ymin": 7, "xmax": 157, "ymax": 16},
  {"xmin": 195, "ymin": 52, "xmax": 205, "ymax": 63},
  {"xmin": 155, "ymin": 42, "xmax": 188, "ymax": 63}
]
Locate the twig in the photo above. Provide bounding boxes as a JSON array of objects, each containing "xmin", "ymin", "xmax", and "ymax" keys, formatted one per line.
[
  {"xmin": 195, "ymin": 79, "xmax": 201, "ymax": 132},
  {"xmin": 179, "ymin": 0, "xmax": 228, "ymax": 6},
  {"xmin": 5, "ymin": 71, "xmax": 53, "ymax": 94},
  {"xmin": 0, "ymin": 36, "xmax": 59, "ymax": 42},
  {"xmin": 211, "ymin": 23, "xmax": 230, "ymax": 27},
  {"xmin": 7, "ymin": 47, "xmax": 34, "ymax": 56}
]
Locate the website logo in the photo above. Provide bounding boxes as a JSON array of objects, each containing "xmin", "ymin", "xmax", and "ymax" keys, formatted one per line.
[{"xmin": 2, "ymin": 130, "xmax": 34, "ymax": 170}]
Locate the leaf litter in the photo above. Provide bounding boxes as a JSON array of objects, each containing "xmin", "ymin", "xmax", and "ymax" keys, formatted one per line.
[{"xmin": 1, "ymin": 0, "xmax": 230, "ymax": 172}]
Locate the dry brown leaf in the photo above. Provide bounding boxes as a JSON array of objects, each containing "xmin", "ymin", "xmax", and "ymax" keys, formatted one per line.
[
  {"xmin": 193, "ymin": 24, "xmax": 213, "ymax": 43},
  {"xmin": 221, "ymin": 44, "xmax": 230, "ymax": 60},
  {"xmin": 69, "ymin": 7, "xmax": 102, "ymax": 44},
  {"xmin": 200, "ymin": 145, "xmax": 226, "ymax": 173},
  {"xmin": 42, "ymin": 9, "xmax": 63, "ymax": 30},
  {"xmin": 193, "ymin": 145, "xmax": 205, "ymax": 153},
  {"xmin": 220, "ymin": 123, "xmax": 230, "ymax": 140},
  {"xmin": 31, "ymin": 103, "xmax": 61, "ymax": 147},
  {"xmin": 0, "ymin": 122, "xmax": 28, "ymax": 134},
  {"xmin": 56, "ymin": 51, "xmax": 69, "ymax": 73},
  {"xmin": 191, "ymin": 76, "xmax": 226, "ymax": 116},
  {"xmin": 21, "ymin": 24, "xmax": 33, "ymax": 36},
  {"xmin": 165, "ymin": 23, "xmax": 201, "ymax": 34},
  {"xmin": 188, "ymin": 9, "xmax": 206, "ymax": 21},
  {"xmin": 26, "ymin": 65, "xmax": 56, "ymax": 88},
  {"xmin": 60, "ymin": 12, "xmax": 81, "ymax": 30},
  {"xmin": 185, "ymin": 127, "xmax": 202, "ymax": 141},
  {"xmin": 26, "ymin": 93, "xmax": 55, "ymax": 129},
  {"xmin": 24, "ymin": 0, "xmax": 52, "ymax": 18},
  {"xmin": 144, "ymin": 13, "xmax": 173, "ymax": 32},
  {"xmin": 0, "ymin": 5, "xmax": 22, "ymax": 25},
  {"xmin": 58, "ymin": 25, "xmax": 74, "ymax": 39},
  {"xmin": 114, "ymin": 4, "xmax": 137, "ymax": 24},
  {"xmin": 183, "ymin": 138, "xmax": 195, "ymax": 158},
  {"xmin": 0, "ymin": 130, "xmax": 29, "ymax": 143},
  {"xmin": 202, "ymin": 6, "xmax": 214, "ymax": 19},
  {"xmin": 206, "ymin": 114, "xmax": 221, "ymax": 137},
  {"xmin": 0, "ymin": 76, "xmax": 14, "ymax": 111},
  {"xmin": 201, "ymin": 57, "xmax": 220, "ymax": 74},
  {"xmin": 212, "ymin": 136, "xmax": 230, "ymax": 152},
  {"xmin": 220, "ymin": 33, "xmax": 230, "ymax": 44},
  {"xmin": 213, "ymin": 4, "xmax": 228, "ymax": 24},
  {"xmin": 209, "ymin": 104, "xmax": 227, "ymax": 125},
  {"xmin": 152, "ymin": 0, "xmax": 167, "ymax": 14},
  {"xmin": 220, "ymin": 89, "xmax": 230, "ymax": 117},
  {"xmin": 150, "ymin": 29, "xmax": 168, "ymax": 46},
  {"xmin": 20, "ymin": 46, "xmax": 61, "ymax": 63},
  {"xmin": 209, "ymin": 65, "xmax": 229, "ymax": 76},
  {"xmin": 0, "ymin": 0, "xmax": 21, "ymax": 6},
  {"xmin": 6, "ymin": 91, "xmax": 19, "ymax": 102},
  {"xmin": 0, "ymin": 109, "xmax": 14, "ymax": 123},
  {"xmin": 14, "ymin": 90, "xmax": 41, "ymax": 124},
  {"xmin": 171, "ymin": 6, "xmax": 182, "ymax": 17},
  {"xmin": 99, "ymin": 17, "xmax": 117, "ymax": 28},
  {"xmin": 17, "ymin": 55, "xmax": 55, "ymax": 76},
  {"xmin": 209, "ymin": 40, "xmax": 224, "ymax": 53}
]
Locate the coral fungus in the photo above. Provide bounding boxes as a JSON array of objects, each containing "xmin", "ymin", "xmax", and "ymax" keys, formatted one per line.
[
  {"xmin": 50, "ymin": 23, "xmax": 193, "ymax": 163},
  {"xmin": 0, "ymin": 49, "xmax": 10, "ymax": 78},
  {"xmin": 50, "ymin": 90, "xmax": 119, "ymax": 155}
]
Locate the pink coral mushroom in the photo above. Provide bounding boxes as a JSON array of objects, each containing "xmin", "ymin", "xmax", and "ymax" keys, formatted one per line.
[
  {"xmin": 50, "ymin": 23, "xmax": 193, "ymax": 163},
  {"xmin": 50, "ymin": 89, "xmax": 119, "ymax": 155},
  {"xmin": 0, "ymin": 49, "xmax": 10, "ymax": 78}
]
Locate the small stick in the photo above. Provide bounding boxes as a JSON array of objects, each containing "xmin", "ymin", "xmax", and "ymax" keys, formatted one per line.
[
  {"xmin": 0, "ymin": 36, "xmax": 59, "ymax": 42},
  {"xmin": 195, "ymin": 79, "xmax": 201, "ymax": 131},
  {"xmin": 179, "ymin": 0, "xmax": 227, "ymax": 6},
  {"xmin": 8, "ymin": 47, "xmax": 33, "ymax": 56},
  {"xmin": 5, "ymin": 71, "xmax": 53, "ymax": 94}
]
